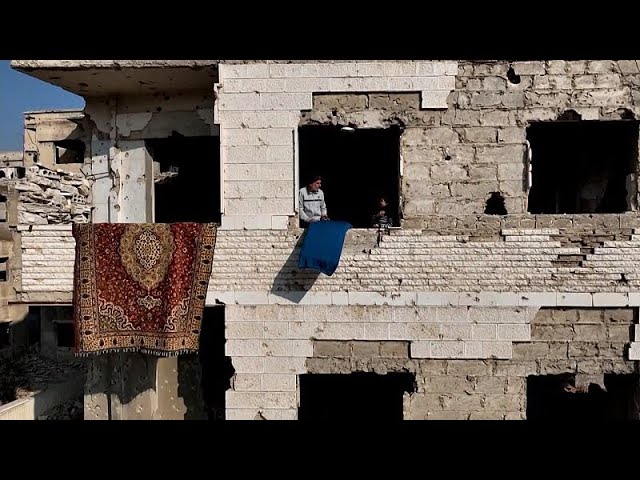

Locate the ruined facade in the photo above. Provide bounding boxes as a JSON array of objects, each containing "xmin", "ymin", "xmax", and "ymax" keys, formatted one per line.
[{"xmin": 2, "ymin": 59, "xmax": 640, "ymax": 420}]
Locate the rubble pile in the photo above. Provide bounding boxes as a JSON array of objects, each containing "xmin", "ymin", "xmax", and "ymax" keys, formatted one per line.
[
  {"xmin": 0, "ymin": 165, "xmax": 92, "ymax": 224},
  {"xmin": 0, "ymin": 347, "xmax": 85, "ymax": 406},
  {"xmin": 39, "ymin": 398, "xmax": 83, "ymax": 420}
]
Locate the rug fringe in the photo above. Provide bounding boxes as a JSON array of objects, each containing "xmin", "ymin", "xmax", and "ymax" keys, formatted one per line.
[{"xmin": 74, "ymin": 347, "xmax": 199, "ymax": 358}]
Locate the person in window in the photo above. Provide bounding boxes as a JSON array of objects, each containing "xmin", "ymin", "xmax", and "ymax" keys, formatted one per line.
[
  {"xmin": 299, "ymin": 175, "xmax": 328, "ymax": 227},
  {"xmin": 372, "ymin": 196, "xmax": 393, "ymax": 228}
]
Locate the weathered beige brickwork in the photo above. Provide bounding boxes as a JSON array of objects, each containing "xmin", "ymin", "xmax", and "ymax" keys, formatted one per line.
[
  {"xmin": 301, "ymin": 61, "xmax": 640, "ymax": 218},
  {"xmin": 304, "ymin": 308, "xmax": 636, "ymax": 420},
  {"xmin": 9, "ymin": 60, "xmax": 640, "ymax": 420},
  {"xmin": 222, "ymin": 305, "xmax": 637, "ymax": 419},
  {"xmin": 215, "ymin": 61, "xmax": 458, "ymax": 230},
  {"xmin": 18, "ymin": 225, "xmax": 640, "ymax": 299}
]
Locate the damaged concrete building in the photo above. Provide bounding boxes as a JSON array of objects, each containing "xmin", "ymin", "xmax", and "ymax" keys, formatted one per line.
[{"xmin": 2, "ymin": 59, "xmax": 640, "ymax": 420}]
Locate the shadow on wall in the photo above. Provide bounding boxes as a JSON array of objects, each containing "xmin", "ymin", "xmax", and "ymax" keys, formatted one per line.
[
  {"xmin": 177, "ymin": 354, "xmax": 206, "ymax": 420},
  {"xmin": 270, "ymin": 232, "xmax": 321, "ymax": 303},
  {"xmin": 32, "ymin": 373, "xmax": 85, "ymax": 419},
  {"xmin": 178, "ymin": 306, "xmax": 234, "ymax": 420},
  {"xmin": 85, "ymin": 353, "xmax": 158, "ymax": 412},
  {"xmin": 86, "ymin": 309, "xmax": 235, "ymax": 420},
  {"xmin": 0, "ymin": 356, "xmax": 25, "ymax": 405}
]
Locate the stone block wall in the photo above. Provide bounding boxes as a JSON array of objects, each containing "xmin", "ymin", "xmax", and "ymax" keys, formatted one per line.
[
  {"xmin": 10, "ymin": 60, "xmax": 640, "ymax": 419},
  {"xmin": 305, "ymin": 308, "xmax": 636, "ymax": 420},
  {"xmin": 215, "ymin": 61, "xmax": 458, "ymax": 230},
  {"xmin": 18, "ymin": 225, "xmax": 640, "ymax": 302},
  {"xmin": 299, "ymin": 60, "xmax": 640, "ymax": 218}
]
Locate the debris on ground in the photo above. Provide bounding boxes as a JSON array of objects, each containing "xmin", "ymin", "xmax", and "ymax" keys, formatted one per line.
[
  {"xmin": 0, "ymin": 346, "xmax": 85, "ymax": 407},
  {"xmin": 40, "ymin": 398, "xmax": 84, "ymax": 420}
]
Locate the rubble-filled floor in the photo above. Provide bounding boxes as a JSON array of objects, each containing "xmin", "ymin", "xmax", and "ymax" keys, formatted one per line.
[
  {"xmin": 38, "ymin": 396, "xmax": 83, "ymax": 420},
  {"xmin": 0, "ymin": 347, "xmax": 85, "ymax": 407}
]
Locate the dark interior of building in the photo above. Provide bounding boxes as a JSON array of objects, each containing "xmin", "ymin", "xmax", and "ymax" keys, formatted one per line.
[
  {"xmin": 527, "ymin": 373, "xmax": 640, "ymax": 420},
  {"xmin": 147, "ymin": 134, "xmax": 221, "ymax": 223},
  {"xmin": 0, "ymin": 324, "xmax": 10, "ymax": 348},
  {"xmin": 55, "ymin": 322, "xmax": 75, "ymax": 348},
  {"xmin": 55, "ymin": 139, "xmax": 85, "ymax": 164},
  {"xmin": 527, "ymin": 120, "xmax": 638, "ymax": 214},
  {"xmin": 298, "ymin": 372, "xmax": 415, "ymax": 421},
  {"xmin": 298, "ymin": 125, "xmax": 401, "ymax": 228}
]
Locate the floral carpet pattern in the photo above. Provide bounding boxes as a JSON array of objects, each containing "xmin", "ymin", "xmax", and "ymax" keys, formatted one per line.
[{"xmin": 73, "ymin": 223, "xmax": 217, "ymax": 356}]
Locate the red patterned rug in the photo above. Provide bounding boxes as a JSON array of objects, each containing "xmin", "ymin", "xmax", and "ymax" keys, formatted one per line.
[{"xmin": 73, "ymin": 223, "xmax": 217, "ymax": 356}]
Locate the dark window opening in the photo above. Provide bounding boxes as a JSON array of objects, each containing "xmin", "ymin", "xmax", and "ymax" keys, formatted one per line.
[
  {"xmin": 527, "ymin": 120, "xmax": 639, "ymax": 214},
  {"xmin": 147, "ymin": 135, "xmax": 221, "ymax": 223},
  {"xmin": 0, "ymin": 194, "xmax": 6, "ymax": 223},
  {"xmin": 485, "ymin": 191, "xmax": 508, "ymax": 215},
  {"xmin": 55, "ymin": 139, "xmax": 85, "ymax": 164},
  {"xmin": 298, "ymin": 125, "xmax": 401, "ymax": 228},
  {"xmin": 298, "ymin": 372, "xmax": 415, "ymax": 421},
  {"xmin": 0, "ymin": 257, "xmax": 7, "ymax": 282},
  {"xmin": 0, "ymin": 324, "xmax": 10, "ymax": 348},
  {"xmin": 527, "ymin": 373, "xmax": 640, "ymax": 420},
  {"xmin": 55, "ymin": 322, "xmax": 74, "ymax": 348}
]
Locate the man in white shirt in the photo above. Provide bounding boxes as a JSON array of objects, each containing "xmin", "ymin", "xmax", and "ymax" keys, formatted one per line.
[{"xmin": 299, "ymin": 175, "xmax": 328, "ymax": 227}]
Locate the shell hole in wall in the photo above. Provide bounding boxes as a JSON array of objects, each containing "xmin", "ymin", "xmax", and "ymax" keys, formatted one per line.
[
  {"xmin": 506, "ymin": 66, "xmax": 521, "ymax": 84},
  {"xmin": 485, "ymin": 192, "xmax": 508, "ymax": 215}
]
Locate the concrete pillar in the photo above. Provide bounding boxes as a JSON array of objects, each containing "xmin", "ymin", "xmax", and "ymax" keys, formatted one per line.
[
  {"xmin": 9, "ymin": 317, "xmax": 29, "ymax": 356},
  {"xmin": 84, "ymin": 139, "xmax": 191, "ymax": 420},
  {"xmin": 40, "ymin": 307, "xmax": 57, "ymax": 360},
  {"xmin": 153, "ymin": 356, "xmax": 187, "ymax": 420}
]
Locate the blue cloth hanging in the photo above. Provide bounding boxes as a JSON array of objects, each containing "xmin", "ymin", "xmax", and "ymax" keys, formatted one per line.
[{"xmin": 298, "ymin": 220, "xmax": 352, "ymax": 276}]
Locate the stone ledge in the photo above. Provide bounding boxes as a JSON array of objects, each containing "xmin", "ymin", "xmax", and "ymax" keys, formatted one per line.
[{"xmin": 207, "ymin": 291, "xmax": 640, "ymax": 307}]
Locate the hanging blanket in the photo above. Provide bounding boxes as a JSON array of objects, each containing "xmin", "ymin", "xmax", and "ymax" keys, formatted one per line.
[
  {"xmin": 73, "ymin": 223, "xmax": 217, "ymax": 356},
  {"xmin": 298, "ymin": 220, "xmax": 352, "ymax": 276}
]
